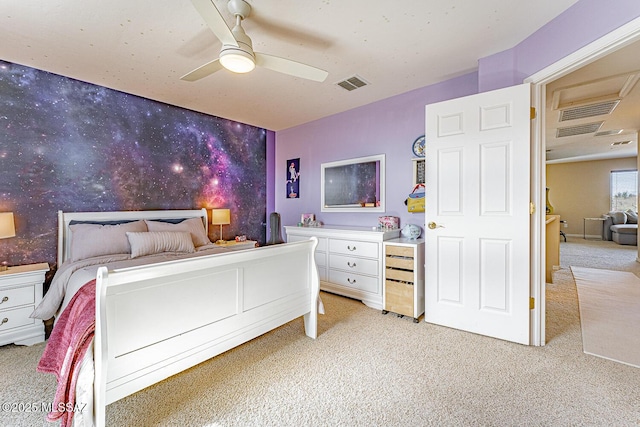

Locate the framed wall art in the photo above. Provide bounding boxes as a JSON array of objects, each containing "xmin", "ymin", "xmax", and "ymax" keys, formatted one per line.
[{"xmin": 286, "ymin": 158, "xmax": 300, "ymax": 198}]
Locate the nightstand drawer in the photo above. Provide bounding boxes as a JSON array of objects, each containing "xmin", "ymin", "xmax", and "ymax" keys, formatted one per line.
[
  {"xmin": 0, "ymin": 306, "xmax": 36, "ymax": 332},
  {"xmin": 0, "ymin": 285, "xmax": 35, "ymax": 311}
]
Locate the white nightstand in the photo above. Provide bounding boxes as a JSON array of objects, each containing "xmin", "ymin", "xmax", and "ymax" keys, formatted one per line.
[
  {"xmin": 0, "ymin": 262, "xmax": 49, "ymax": 346},
  {"xmin": 214, "ymin": 240, "xmax": 258, "ymax": 251}
]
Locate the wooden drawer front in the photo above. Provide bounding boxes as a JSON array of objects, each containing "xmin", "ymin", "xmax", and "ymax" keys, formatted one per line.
[
  {"xmin": 329, "ymin": 270, "xmax": 378, "ymax": 294},
  {"xmin": 385, "ymin": 245, "xmax": 414, "ymax": 258},
  {"xmin": 386, "ymin": 268, "xmax": 415, "ymax": 283},
  {"xmin": 0, "ymin": 306, "xmax": 36, "ymax": 332},
  {"xmin": 330, "ymin": 239, "xmax": 378, "ymax": 258},
  {"xmin": 385, "ymin": 280, "xmax": 414, "ymax": 316},
  {"xmin": 385, "ymin": 256, "xmax": 414, "ymax": 271},
  {"xmin": 329, "ymin": 254, "xmax": 378, "ymax": 276},
  {"xmin": 0, "ymin": 285, "xmax": 35, "ymax": 311}
]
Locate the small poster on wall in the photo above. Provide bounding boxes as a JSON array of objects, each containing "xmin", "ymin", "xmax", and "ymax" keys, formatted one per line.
[{"xmin": 287, "ymin": 158, "xmax": 300, "ymax": 198}]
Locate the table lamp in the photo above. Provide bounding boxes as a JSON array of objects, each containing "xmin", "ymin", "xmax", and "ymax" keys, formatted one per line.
[
  {"xmin": 0, "ymin": 212, "xmax": 16, "ymax": 271},
  {"xmin": 211, "ymin": 209, "xmax": 230, "ymax": 243}
]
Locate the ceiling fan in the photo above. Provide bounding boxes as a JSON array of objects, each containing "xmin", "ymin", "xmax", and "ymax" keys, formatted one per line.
[{"xmin": 181, "ymin": 0, "xmax": 328, "ymax": 82}]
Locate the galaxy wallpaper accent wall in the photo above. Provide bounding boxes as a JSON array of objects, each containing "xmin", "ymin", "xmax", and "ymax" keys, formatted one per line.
[{"xmin": 0, "ymin": 60, "xmax": 267, "ymax": 266}]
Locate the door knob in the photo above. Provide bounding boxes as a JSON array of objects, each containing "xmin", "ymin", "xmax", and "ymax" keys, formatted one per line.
[{"xmin": 428, "ymin": 221, "xmax": 444, "ymax": 229}]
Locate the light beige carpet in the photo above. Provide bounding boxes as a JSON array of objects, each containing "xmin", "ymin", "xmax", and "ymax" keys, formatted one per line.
[
  {"xmin": 3, "ymin": 272, "xmax": 640, "ymax": 426},
  {"xmin": 572, "ymin": 266, "xmax": 640, "ymax": 368}
]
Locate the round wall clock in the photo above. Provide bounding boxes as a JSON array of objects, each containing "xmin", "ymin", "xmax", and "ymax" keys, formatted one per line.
[{"xmin": 412, "ymin": 135, "xmax": 425, "ymax": 157}]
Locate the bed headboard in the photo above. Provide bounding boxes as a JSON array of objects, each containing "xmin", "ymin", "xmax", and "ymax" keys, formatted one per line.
[{"xmin": 57, "ymin": 209, "xmax": 209, "ymax": 265}]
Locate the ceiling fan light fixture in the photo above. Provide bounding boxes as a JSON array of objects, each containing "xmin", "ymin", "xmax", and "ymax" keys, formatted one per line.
[{"xmin": 219, "ymin": 49, "xmax": 255, "ymax": 73}]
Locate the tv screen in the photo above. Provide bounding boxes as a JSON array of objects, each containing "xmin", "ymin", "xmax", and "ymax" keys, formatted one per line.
[
  {"xmin": 321, "ymin": 154, "xmax": 385, "ymax": 212},
  {"xmin": 324, "ymin": 161, "xmax": 379, "ymax": 207}
]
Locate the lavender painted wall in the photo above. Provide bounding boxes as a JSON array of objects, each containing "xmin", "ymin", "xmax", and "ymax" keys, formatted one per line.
[
  {"xmin": 275, "ymin": 72, "xmax": 478, "ymax": 233},
  {"xmin": 275, "ymin": 0, "xmax": 640, "ymax": 237},
  {"xmin": 479, "ymin": 0, "xmax": 640, "ymax": 91}
]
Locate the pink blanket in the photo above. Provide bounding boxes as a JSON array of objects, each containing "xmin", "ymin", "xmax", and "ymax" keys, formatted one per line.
[{"xmin": 38, "ymin": 279, "xmax": 95, "ymax": 427}]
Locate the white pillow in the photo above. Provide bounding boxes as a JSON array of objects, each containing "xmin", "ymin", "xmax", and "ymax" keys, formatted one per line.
[
  {"xmin": 145, "ymin": 217, "xmax": 210, "ymax": 247},
  {"xmin": 126, "ymin": 231, "xmax": 195, "ymax": 258},
  {"xmin": 69, "ymin": 220, "xmax": 148, "ymax": 261}
]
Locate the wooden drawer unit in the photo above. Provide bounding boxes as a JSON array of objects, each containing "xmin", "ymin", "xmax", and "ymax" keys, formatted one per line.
[
  {"xmin": 383, "ymin": 238, "xmax": 425, "ymax": 322},
  {"xmin": 284, "ymin": 225, "xmax": 400, "ymax": 309},
  {"xmin": 0, "ymin": 262, "xmax": 49, "ymax": 346}
]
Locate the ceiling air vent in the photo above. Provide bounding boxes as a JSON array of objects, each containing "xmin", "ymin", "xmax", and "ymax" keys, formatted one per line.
[
  {"xmin": 556, "ymin": 121, "xmax": 604, "ymax": 138},
  {"xmin": 559, "ymin": 100, "xmax": 620, "ymax": 122},
  {"xmin": 611, "ymin": 140, "xmax": 631, "ymax": 146},
  {"xmin": 336, "ymin": 75, "xmax": 369, "ymax": 91},
  {"xmin": 595, "ymin": 129, "xmax": 623, "ymax": 136}
]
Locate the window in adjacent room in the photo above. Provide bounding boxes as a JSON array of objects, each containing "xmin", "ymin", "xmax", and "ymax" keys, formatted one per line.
[{"xmin": 610, "ymin": 169, "xmax": 638, "ymax": 212}]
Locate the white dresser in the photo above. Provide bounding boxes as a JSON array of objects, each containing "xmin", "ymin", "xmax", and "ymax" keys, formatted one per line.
[
  {"xmin": 0, "ymin": 262, "xmax": 49, "ymax": 346},
  {"xmin": 284, "ymin": 225, "xmax": 400, "ymax": 309}
]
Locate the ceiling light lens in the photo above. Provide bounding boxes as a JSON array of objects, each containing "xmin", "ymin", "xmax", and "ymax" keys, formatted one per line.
[{"xmin": 220, "ymin": 50, "xmax": 255, "ymax": 73}]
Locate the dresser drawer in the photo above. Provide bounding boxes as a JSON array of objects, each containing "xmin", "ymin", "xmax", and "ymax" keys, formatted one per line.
[
  {"xmin": 315, "ymin": 252, "xmax": 327, "ymax": 268},
  {"xmin": 0, "ymin": 285, "xmax": 35, "ymax": 311},
  {"xmin": 0, "ymin": 305, "xmax": 36, "ymax": 332},
  {"xmin": 329, "ymin": 254, "xmax": 378, "ymax": 276},
  {"xmin": 329, "ymin": 239, "xmax": 378, "ymax": 258},
  {"xmin": 287, "ymin": 235, "xmax": 328, "ymax": 252},
  {"xmin": 329, "ymin": 270, "xmax": 378, "ymax": 294}
]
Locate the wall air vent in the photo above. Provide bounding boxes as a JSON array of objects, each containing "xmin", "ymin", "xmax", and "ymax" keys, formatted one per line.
[
  {"xmin": 611, "ymin": 140, "xmax": 631, "ymax": 146},
  {"xmin": 559, "ymin": 100, "xmax": 620, "ymax": 122},
  {"xmin": 595, "ymin": 129, "xmax": 623, "ymax": 136},
  {"xmin": 336, "ymin": 75, "xmax": 369, "ymax": 91},
  {"xmin": 556, "ymin": 121, "xmax": 604, "ymax": 138}
]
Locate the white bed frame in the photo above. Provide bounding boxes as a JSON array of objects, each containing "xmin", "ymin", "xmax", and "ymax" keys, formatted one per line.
[{"xmin": 57, "ymin": 209, "xmax": 319, "ymax": 427}]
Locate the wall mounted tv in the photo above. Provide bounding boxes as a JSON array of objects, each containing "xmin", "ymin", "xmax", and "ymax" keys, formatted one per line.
[{"xmin": 320, "ymin": 154, "xmax": 385, "ymax": 213}]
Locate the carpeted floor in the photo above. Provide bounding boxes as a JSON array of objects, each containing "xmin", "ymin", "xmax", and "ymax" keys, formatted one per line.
[
  {"xmin": 572, "ymin": 266, "xmax": 640, "ymax": 368},
  {"xmin": 1, "ymin": 239, "xmax": 640, "ymax": 426}
]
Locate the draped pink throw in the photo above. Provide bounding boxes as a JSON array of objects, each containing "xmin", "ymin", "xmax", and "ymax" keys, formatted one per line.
[{"xmin": 38, "ymin": 280, "xmax": 96, "ymax": 427}]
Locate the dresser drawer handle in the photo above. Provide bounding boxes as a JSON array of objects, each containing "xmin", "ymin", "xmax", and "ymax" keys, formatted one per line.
[
  {"xmin": 0, "ymin": 296, "xmax": 8, "ymax": 304},
  {"xmin": 1, "ymin": 318, "xmax": 7, "ymax": 325},
  {"xmin": 347, "ymin": 262, "xmax": 357, "ymax": 268},
  {"xmin": 347, "ymin": 278, "xmax": 356, "ymax": 284},
  {"xmin": 347, "ymin": 245, "xmax": 356, "ymax": 251}
]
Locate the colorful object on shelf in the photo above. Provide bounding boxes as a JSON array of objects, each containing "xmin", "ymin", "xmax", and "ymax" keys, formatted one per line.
[{"xmin": 378, "ymin": 216, "xmax": 399, "ymax": 230}]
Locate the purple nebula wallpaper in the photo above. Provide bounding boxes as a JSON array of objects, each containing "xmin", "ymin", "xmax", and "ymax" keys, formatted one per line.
[{"xmin": 0, "ymin": 60, "xmax": 267, "ymax": 266}]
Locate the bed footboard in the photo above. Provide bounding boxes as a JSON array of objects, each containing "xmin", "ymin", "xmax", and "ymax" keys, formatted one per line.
[{"xmin": 93, "ymin": 238, "xmax": 318, "ymax": 427}]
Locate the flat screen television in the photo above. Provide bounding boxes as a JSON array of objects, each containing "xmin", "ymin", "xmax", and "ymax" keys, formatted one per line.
[{"xmin": 321, "ymin": 154, "xmax": 385, "ymax": 212}]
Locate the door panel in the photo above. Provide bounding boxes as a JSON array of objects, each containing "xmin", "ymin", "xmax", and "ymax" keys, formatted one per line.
[{"xmin": 425, "ymin": 83, "xmax": 531, "ymax": 345}]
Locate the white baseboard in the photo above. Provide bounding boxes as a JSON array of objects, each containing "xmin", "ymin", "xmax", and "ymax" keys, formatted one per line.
[{"xmin": 564, "ymin": 233, "xmax": 604, "ymax": 240}]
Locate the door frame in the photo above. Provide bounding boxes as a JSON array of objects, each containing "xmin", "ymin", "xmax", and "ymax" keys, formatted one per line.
[{"xmin": 526, "ymin": 16, "xmax": 640, "ymax": 346}]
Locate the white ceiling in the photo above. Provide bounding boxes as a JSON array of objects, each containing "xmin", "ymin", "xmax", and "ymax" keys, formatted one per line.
[
  {"xmin": 1, "ymin": 0, "xmax": 579, "ymax": 132},
  {"xmin": 545, "ymin": 40, "xmax": 640, "ymax": 163}
]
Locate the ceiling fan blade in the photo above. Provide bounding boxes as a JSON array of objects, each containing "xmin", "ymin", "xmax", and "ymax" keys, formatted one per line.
[
  {"xmin": 189, "ymin": 0, "xmax": 238, "ymax": 47},
  {"xmin": 180, "ymin": 59, "xmax": 224, "ymax": 81},
  {"xmin": 255, "ymin": 53, "xmax": 328, "ymax": 82}
]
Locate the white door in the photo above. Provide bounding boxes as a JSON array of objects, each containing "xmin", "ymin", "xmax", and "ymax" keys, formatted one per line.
[{"xmin": 424, "ymin": 83, "xmax": 532, "ymax": 345}]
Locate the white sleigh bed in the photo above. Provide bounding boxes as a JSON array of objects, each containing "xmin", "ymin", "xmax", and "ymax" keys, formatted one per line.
[{"xmin": 34, "ymin": 209, "xmax": 320, "ymax": 427}]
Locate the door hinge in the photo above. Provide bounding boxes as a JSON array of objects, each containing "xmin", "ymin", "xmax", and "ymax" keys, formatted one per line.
[
  {"xmin": 530, "ymin": 297, "xmax": 535, "ymax": 309},
  {"xmin": 530, "ymin": 107, "xmax": 536, "ymax": 119},
  {"xmin": 529, "ymin": 202, "xmax": 535, "ymax": 215}
]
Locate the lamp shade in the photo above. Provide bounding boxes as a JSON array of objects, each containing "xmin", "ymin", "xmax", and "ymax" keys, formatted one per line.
[
  {"xmin": 211, "ymin": 209, "xmax": 231, "ymax": 225},
  {"xmin": 0, "ymin": 212, "xmax": 16, "ymax": 239}
]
